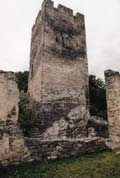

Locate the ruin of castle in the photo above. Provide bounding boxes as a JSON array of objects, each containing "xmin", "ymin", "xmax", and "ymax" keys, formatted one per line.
[{"xmin": 0, "ymin": 0, "xmax": 119, "ymax": 166}]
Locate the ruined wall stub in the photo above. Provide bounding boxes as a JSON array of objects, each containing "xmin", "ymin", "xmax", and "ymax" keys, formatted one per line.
[
  {"xmin": 105, "ymin": 70, "xmax": 120, "ymax": 145},
  {"xmin": 28, "ymin": 0, "xmax": 89, "ymax": 139},
  {"xmin": 0, "ymin": 71, "xmax": 30, "ymax": 165}
]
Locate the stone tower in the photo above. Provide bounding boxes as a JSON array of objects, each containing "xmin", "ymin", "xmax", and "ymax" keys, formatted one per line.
[{"xmin": 28, "ymin": 0, "xmax": 89, "ymax": 139}]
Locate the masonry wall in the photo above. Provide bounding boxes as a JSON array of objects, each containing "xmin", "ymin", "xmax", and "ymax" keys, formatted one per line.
[
  {"xmin": 26, "ymin": 137, "xmax": 107, "ymax": 161},
  {"xmin": 0, "ymin": 71, "xmax": 30, "ymax": 165},
  {"xmin": 28, "ymin": 0, "xmax": 89, "ymax": 139},
  {"xmin": 105, "ymin": 70, "xmax": 120, "ymax": 144}
]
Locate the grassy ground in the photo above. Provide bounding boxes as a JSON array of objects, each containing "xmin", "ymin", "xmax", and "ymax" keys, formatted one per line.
[{"xmin": 0, "ymin": 151, "xmax": 120, "ymax": 178}]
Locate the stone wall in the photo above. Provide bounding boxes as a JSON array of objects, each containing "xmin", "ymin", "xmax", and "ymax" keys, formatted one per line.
[
  {"xmin": 26, "ymin": 137, "xmax": 107, "ymax": 161},
  {"xmin": 0, "ymin": 71, "xmax": 30, "ymax": 165},
  {"xmin": 28, "ymin": 0, "xmax": 89, "ymax": 139},
  {"xmin": 105, "ymin": 70, "xmax": 120, "ymax": 147}
]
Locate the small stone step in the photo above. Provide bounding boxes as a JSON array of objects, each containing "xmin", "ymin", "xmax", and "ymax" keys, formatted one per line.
[
  {"xmin": 113, "ymin": 147, "xmax": 120, "ymax": 154},
  {"xmin": 30, "ymin": 132, "xmax": 42, "ymax": 138}
]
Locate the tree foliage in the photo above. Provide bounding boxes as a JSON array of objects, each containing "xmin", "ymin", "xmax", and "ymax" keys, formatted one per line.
[
  {"xmin": 19, "ymin": 96, "xmax": 33, "ymax": 136},
  {"xmin": 15, "ymin": 71, "xmax": 29, "ymax": 92},
  {"xmin": 89, "ymin": 75, "xmax": 107, "ymax": 120}
]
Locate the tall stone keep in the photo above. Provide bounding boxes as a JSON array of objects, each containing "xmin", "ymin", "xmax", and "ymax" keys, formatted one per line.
[
  {"xmin": 28, "ymin": 0, "xmax": 89, "ymax": 139},
  {"xmin": 105, "ymin": 70, "xmax": 120, "ymax": 147}
]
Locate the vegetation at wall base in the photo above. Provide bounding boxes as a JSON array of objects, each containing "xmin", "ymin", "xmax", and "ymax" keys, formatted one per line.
[{"xmin": 1, "ymin": 151, "xmax": 120, "ymax": 178}]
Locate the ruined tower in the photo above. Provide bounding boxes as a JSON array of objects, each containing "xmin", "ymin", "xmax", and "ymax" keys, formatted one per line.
[{"xmin": 28, "ymin": 0, "xmax": 89, "ymax": 139}]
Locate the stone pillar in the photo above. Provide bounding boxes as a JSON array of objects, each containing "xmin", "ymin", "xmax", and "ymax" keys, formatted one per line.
[{"xmin": 105, "ymin": 70, "xmax": 120, "ymax": 148}]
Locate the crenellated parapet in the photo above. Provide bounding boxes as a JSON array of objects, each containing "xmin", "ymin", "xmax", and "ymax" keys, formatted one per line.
[
  {"xmin": 41, "ymin": 0, "xmax": 84, "ymax": 19},
  {"xmin": 32, "ymin": 0, "xmax": 85, "ymax": 33}
]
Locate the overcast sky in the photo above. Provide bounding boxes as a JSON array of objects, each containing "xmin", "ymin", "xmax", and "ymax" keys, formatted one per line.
[{"xmin": 0, "ymin": 0, "xmax": 120, "ymax": 78}]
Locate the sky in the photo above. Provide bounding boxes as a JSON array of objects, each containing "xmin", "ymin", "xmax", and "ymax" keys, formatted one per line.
[{"xmin": 0, "ymin": 0, "xmax": 120, "ymax": 78}]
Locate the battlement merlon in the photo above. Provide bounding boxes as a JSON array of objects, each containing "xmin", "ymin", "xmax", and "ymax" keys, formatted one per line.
[
  {"xmin": 42, "ymin": 0, "xmax": 74, "ymax": 16},
  {"xmin": 32, "ymin": 0, "xmax": 85, "ymax": 29},
  {"xmin": 42, "ymin": 0, "xmax": 84, "ymax": 19},
  {"xmin": 42, "ymin": 0, "xmax": 54, "ymax": 9}
]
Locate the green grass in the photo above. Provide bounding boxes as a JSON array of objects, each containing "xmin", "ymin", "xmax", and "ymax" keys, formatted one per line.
[{"xmin": 0, "ymin": 151, "xmax": 120, "ymax": 178}]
